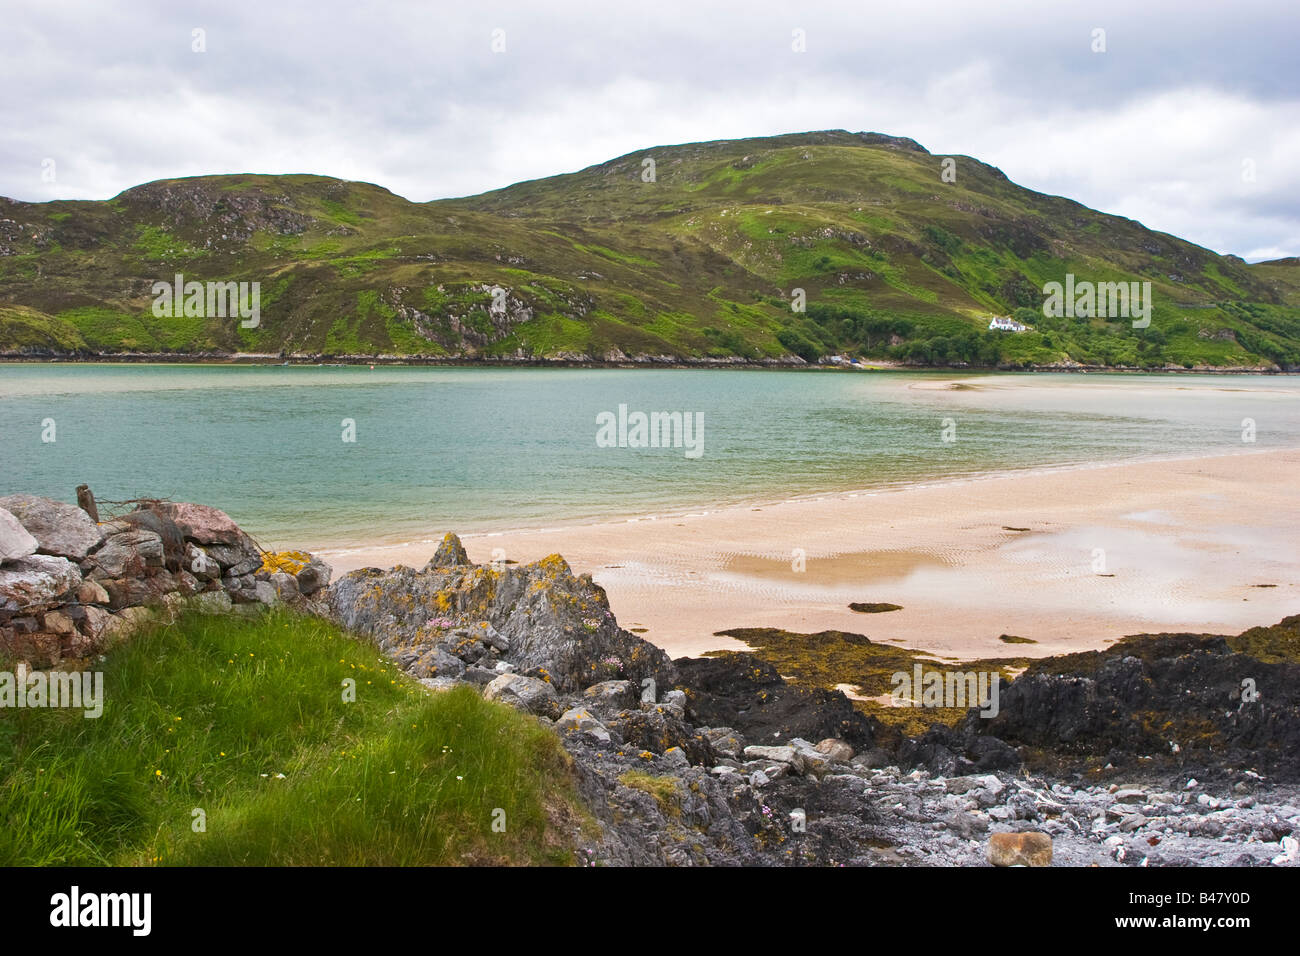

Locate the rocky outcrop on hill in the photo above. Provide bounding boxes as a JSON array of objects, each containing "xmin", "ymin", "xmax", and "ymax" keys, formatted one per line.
[{"xmin": 0, "ymin": 495, "xmax": 330, "ymax": 665}]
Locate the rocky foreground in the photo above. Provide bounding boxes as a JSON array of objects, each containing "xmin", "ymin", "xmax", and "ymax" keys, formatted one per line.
[{"xmin": 3, "ymin": 496, "xmax": 1299, "ymax": 866}]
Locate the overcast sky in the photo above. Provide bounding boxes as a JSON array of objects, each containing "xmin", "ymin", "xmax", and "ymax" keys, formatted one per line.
[{"xmin": 2, "ymin": 0, "xmax": 1296, "ymax": 260}]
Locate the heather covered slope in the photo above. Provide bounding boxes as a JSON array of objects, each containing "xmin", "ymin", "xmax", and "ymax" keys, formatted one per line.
[{"xmin": 2, "ymin": 130, "xmax": 1297, "ymax": 368}]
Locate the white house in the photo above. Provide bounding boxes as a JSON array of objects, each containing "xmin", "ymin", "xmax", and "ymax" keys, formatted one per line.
[{"xmin": 988, "ymin": 316, "xmax": 1030, "ymax": 332}]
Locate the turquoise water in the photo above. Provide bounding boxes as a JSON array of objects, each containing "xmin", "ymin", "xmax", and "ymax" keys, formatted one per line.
[{"xmin": 1, "ymin": 364, "xmax": 1297, "ymax": 549}]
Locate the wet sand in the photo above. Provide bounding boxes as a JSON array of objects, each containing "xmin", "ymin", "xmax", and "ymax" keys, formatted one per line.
[{"xmin": 320, "ymin": 448, "xmax": 1300, "ymax": 661}]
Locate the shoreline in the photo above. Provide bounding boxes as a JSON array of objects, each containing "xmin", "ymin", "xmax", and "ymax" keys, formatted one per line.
[
  {"xmin": 320, "ymin": 447, "xmax": 1300, "ymax": 662},
  {"xmin": 0, "ymin": 354, "xmax": 1293, "ymax": 373},
  {"xmin": 312, "ymin": 443, "xmax": 1296, "ymax": 554}
]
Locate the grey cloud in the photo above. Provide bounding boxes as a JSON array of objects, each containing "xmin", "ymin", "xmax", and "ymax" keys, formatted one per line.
[{"xmin": 1, "ymin": 0, "xmax": 1295, "ymax": 259}]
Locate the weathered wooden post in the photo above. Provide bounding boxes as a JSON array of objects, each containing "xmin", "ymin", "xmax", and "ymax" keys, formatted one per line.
[{"xmin": 76, "ymin": 484, "xmax": 100, "ymax": 522}]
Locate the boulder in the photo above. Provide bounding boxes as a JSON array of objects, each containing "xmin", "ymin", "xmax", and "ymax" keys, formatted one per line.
[
  {"xmin": 815, "ymin": 738, "xmax": 855, "ymax": 764},
  {"xmin": 483, "ymin": 673, "xmax": 560, "ymax": 718},
  {"xmin": 789, "ymin": 737, "xmax": 836, "ymax": 776},
  {"xmin": 0, "ymin": 554, "xmax": 82, "ymax": 612},
  {"xmin": 75, "ymin": 580, "xmax": 110, "ymax": 605},
  {"xmin": 744, "ymin": 745, "xmax": 798, "ymax": 766},
  {"xmin": 414, "ymin": 646, "xmax": 467, "ymax": 680},
  {"xmin": 268, "ymin": 572, "xmax": 300, "ymax": 601},
  {"xmin": 189, "ymin": 591, "xmax": 234, "ymax": 615},
  {"xmin": 987, "ymin": 831, "xmax": 1053, "ymax": 867},
  {"xmin": 119, "ymin": 509, "xmax": 185, "ymax": 570},
  {"xmin": 185, "ymin": 543, "xmax": 222, "ymax": 580},
  {"xmin": 81, "ymin": 605, "xmax": 115, "ymax": 641},
  {"xmin": 0, "ymin": 507, "xmax": 39, "ymax": 563},
  {"xmin": 0, "ymin": 494, "xmax": 103, "ymax": 560},
  {"xmin": 205, "ymin": 543, "xmax": 263, "ymax": 576},
  {"xmin": 143, "ymin": 501, "xmax": 246, "ymax": 546},
  {"xmin": 87, "ymin": 529, "xmax": 164, "ymax": 578},
  {"xmin": 557, "ymin": 705, "xmax": 611, "ymax": 742},
  {"xmin": 583, "ymin": 679, "xmax": 637, "ymax": 716},
  {"xmin": 702, "ymin": 727, "xmax": 746, "ymax": 759},
  {"xmin": 295, "ymin": 557, "xmax": 331, "ymax": 595}
]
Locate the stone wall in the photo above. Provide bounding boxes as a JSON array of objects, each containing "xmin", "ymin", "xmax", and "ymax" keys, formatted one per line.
[{"xmin": 0, "ymin": 494, "xmax": 329, "ymax": 666}]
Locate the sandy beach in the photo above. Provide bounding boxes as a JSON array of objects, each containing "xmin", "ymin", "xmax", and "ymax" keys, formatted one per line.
[{"xmin": 320, "ymin": 448, "xmax": 1300, "ymax": 661}]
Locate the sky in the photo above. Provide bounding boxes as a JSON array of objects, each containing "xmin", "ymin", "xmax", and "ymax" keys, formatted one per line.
[{"xmin": 1, "ymin": 0, "xmax": 1296, "ymax": 261}]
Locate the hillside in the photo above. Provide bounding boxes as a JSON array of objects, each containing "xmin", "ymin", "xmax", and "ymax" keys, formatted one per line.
[{"xmin": 1, "ymin": 130, "xmax": 1297, "ymax": 369}]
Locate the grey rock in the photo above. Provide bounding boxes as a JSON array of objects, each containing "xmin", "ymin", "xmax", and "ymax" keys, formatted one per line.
[
  {"xmin": 483, "ymin": 673, "xmax": 561, "ymax": 718},
  {"xmin": 184, "ymin": 543, "xmax": 222, "ymax": 581},
  {"xmin": 557, "ymin": 705, "xmax": 611, "ymax": 742},
  {"xmin": 295, "ymin": 557, "xmax": 331, "ymax": 595},
  {"xmin": 703, "ymin": 726, "xmax": 745, "ymax": 759},
  {"xmin": 743, "ymin": 745, "xmax": 797, "ymax": 765},
  {"xmin": 88, "ymin": 529, "xmax": 163, "ymax": 578},
  {"xmin": 0, "ymin": 494, "xmax": 103, "ymax": 560},
  {"xmin": 189, "ymin": 591, "xmax": 234, "ymax": 615},
  {"xmin": 814, "ymin": 737, "xmax": 855, "ymax": 763},
  {"xmin": 418, "ymin": 677, "xmax": 463, "ymax": 692},
  {"xmin": 268, "ymin": 572, "xmax": 299, "ymax": 601},
  {"xmin": 0, "ymin": 507, "xmax": 39, "ymax": 563},
  {"xmin": 0, "ymin": 554, "xmax": 82, "ymax": 611}
]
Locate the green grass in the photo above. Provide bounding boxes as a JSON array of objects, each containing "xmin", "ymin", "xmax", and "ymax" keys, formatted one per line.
[{"xmin": 0, "ymin": 609, "xmax": 588, "ymax": 865}]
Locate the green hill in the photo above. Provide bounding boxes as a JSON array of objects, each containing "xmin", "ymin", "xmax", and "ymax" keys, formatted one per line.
[{"xmin": 2, "ymin": 130, "xmax": 1297, "ymax": 369}]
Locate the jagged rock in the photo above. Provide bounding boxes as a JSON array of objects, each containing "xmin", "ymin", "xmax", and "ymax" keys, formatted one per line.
[
  {"xmin": 987, "ymin": 831, "xmax": 1053, "ymax": 867},
  {"xmin": 0, "ymin": 506, "xmax": 39, "ymax": 562},
  {"xmin": 483, "ymin": 673, "xmax": 561, "ymax": 718},
  {"xmin": 426, "ymin": 532, "xmax": 470, "ymax": 569},
  {"xmin": 327, "ymin": 547, "xmax": 677, "ymax": 694},
  {"xmin": 0, "ymin": 494, "xmax": 103, "ymax": 560},
  {"xmin": 0, "ymin": 554, "xmax": 82, "ymax": 611}
]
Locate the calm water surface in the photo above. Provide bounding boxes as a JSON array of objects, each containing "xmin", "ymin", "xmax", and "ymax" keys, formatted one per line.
[{"xmin": 1, "ymin": 364, "xmax": 1297, "ymax": 549}]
